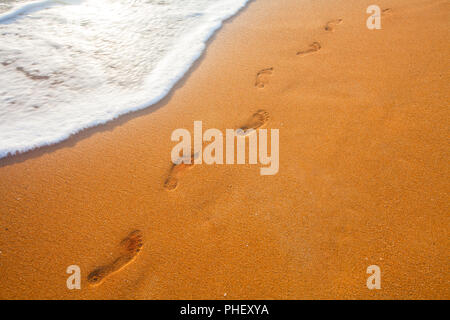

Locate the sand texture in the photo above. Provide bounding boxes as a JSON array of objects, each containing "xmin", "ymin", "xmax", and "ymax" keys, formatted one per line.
[{"xmin": 0, "ymin": 0, "xmax": 449, "ymax": 299}]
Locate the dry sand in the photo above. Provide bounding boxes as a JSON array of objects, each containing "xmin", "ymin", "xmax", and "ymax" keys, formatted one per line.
[{"xmin": 0, "ymin": 0, "xmax": 449, "ymax": 299}]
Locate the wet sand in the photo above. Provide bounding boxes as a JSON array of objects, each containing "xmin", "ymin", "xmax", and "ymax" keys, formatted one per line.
[{"xmin": 0, "ymin": 0, "xmax": 449, "ymax": 299}]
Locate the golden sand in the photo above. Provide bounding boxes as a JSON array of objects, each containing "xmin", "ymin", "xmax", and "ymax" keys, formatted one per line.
[{"xmin": 0, "ymin": 0, "xmax": 449, "ymax": 299}]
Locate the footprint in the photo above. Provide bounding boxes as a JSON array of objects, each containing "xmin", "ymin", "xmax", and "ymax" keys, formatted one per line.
[
  {"xmin": 297, "ymin": 41, "xmax": 322, "ymax": 56},
  {"xmin": 325, "ymin": 19, "xmax": 343, "ymax": 32},
  {"xmin": 164, "ymin": 154, "xmax": 196, "ymax": 191},
  {"xmin": 255, "ymin": 67, "xmax": 273, "ymax": 88},
  {"xmin": 381, "ymin": 8, "xmax": 392, "ymax": 16},
  {"xmin": 237, "ymin": 110, "xmax": 270, "ymax": 136},
  {"xmin": 87, "ymin": 230, "xmax": 143, "ymax": 286}
]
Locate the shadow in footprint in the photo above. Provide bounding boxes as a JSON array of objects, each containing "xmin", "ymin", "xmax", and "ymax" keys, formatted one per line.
[
  {"xmin": 297, "ymin": 42, "xmax": 322, "ymax": 56},
  {"xmin": 87, "ymin": 230, "xmax": 143, "ymax": 287},
  {"xmin": 255, "ymin": 68, "xmax": 274, "ymax": 88}
]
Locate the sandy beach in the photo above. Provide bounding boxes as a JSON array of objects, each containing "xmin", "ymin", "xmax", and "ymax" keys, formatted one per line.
[{"xmin": 0, "ymin": 0, "xmax": 449, "ymax": 299}]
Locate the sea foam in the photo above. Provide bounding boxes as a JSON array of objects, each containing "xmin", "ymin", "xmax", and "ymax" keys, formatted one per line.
[{"xmin": 0, "ymin": 0, "xmax": 250, "ymax": 158}]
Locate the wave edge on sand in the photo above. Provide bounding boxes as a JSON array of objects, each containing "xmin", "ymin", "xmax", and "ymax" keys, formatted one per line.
[{"xmin": 0, "ymin": 0, "xmax": 251, "ymax": 159}]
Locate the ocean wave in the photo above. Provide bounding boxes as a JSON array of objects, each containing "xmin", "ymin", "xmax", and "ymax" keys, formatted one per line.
[{"xmin": 0, "ymin": 0, "xmax": 250, "ymax": 159}]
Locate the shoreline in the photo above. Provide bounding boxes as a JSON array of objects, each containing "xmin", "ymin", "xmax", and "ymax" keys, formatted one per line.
[
  {"xmin": 0, "ymin": 0, "xmax": 254, "ymax": 163},
  {"xmin": 0, "ymin": 0, "xmax": 449, "ymax": 299}
]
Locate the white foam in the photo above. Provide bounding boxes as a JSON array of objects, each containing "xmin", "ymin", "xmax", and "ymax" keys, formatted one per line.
[{"xmin": 0, "ymin": 0, "xmax": 250, "ymax": 159}]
